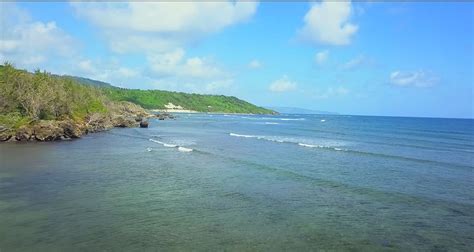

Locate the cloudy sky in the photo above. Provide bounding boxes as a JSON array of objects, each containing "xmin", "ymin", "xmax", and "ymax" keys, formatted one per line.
[{"xmin": 1, "ymin": 1, "xmax": 472, "ymax": 118}]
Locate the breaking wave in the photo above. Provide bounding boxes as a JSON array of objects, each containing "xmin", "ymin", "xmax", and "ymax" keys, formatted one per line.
[
  {"xmin": 229, "ymin": 133, "xmax": 345, "ymax": 150},
  {"xmin": 298, "ymin": 143, "xmax": 345, "ymax": 151},
  {"xmin": 149, "ymin": 139, "xmax": 192, "ymax": 152},
  {"xmin": 229, "ymin": 133, "xmax": 473, "ymax": 169},
  {"xmin": 178, "ymin": 147, "xmax": 193, "ymax": 152}
]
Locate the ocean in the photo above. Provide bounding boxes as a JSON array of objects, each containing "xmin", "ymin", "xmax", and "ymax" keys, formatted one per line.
[{"xmin": 0, "ymin": 114, "xmax": 473, "ymax": 250}]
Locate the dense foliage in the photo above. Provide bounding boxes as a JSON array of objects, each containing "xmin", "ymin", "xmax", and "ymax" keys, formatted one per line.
[
  {"xmin": 0, "ymin": 64, "xmax": 274, "ymax": 130},
  {"xmin": 102, "ymin": 88, "xmax": 274, "ymax": 114},
  {"xmin": 0, "ymin": 64, "xmax": 108, "ymax": 128}
]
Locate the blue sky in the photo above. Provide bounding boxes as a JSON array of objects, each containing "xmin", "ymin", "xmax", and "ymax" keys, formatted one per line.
[{"xmin": 1, "ymin": 2, "xmax": 472, "ymax": 118}]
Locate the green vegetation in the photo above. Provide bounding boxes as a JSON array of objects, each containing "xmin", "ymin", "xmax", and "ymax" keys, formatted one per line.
[
  {"xmin": 0, "ymin": 63, "xmax": 109, "ymax": 129},
  {"xmin": 0, "ymin": 63, "xmax": 274, "ymax": 131},
  {"xmin": 102, "ymin": 88, "xmax": 274, "ymax": 114}
]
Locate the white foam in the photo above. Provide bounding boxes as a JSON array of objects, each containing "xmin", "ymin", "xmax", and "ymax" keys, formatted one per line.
[
  {"xmin": 149, "ymin": 139, "xmax": 163, "ymax": 144},
  {"xmin": 230, "ymin": 134, "xmax": 347, "ymax": 152},
  {"xmin": 280, "ymin": 118, "xmax": 305, "ymax": 121},
  {"xmin": 146, "ymin": 147, "xmax": 152, "ymax": 152},
  {"xmin": 230, "ymin": 133, "xmax": 258, "ymax": 138},
  {"xmin": 178, "ymin": 147, "xmax": 193, "ymax": 152},
  {"xmin": 149, "ymin": 139, "xmax": 191, "ymax": 152},
  {"xmin": 320, "ymin": 119, "xmax": 326, "ymax": 122},
  {"xmin": 298, "ymin": 143, "xmax": 318, "ymax": 148},
  {"xmin": 264, "ymin": 122, "xmax": 279, "ymax": 125}
]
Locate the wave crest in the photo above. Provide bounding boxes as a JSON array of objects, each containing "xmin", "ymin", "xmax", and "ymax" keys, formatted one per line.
[
  {"xmin": 230, "ymin": 133, "xmax": 346, "ymax": 150},
  {"xmin": 149, "ymin": 139, "xmax": 193, "ymax": 152}
]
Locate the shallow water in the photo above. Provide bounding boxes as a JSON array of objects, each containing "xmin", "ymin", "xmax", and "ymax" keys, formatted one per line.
[{"xmin": 0, "ymin": 114, "xmax": 473, "ymax": 251}]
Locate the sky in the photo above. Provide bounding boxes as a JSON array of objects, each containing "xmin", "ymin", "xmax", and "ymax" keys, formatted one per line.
[{"xmin": 1, "ymin": 1, "xmax": 473, "ymax": 118}]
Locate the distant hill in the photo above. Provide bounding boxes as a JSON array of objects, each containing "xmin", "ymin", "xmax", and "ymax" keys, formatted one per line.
[
  {"xmin": 62, "ymin": 73, "xmax": 274, "ymax": 114},
  {"xmin": 102, "ymin": 88, "xmax": 274, "ymax": 114},
  {"xmin": 63, "ymin": 76, "xmax": 113, "ymax": 88},
  {"xmin": 267, "ymin": 106, "xmax": 337, "ymax": 115}
]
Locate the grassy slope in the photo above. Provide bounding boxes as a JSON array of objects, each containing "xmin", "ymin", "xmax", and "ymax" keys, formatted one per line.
[
  {"xmin": 0, "ymin": 64, "xmax": 275, "ymax": 124},
  {"xmin": 0, "ymin": 64, "xmax": 109, "ymax": 129},
  {"xmin": 102, "ymin": 87, "xmax": 274, "ymax": 114}
]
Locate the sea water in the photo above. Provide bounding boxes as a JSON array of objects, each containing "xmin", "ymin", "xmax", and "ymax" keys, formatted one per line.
[{"xmin": 0, "ymin": 114, "xmax": 473, "ymax": 250}]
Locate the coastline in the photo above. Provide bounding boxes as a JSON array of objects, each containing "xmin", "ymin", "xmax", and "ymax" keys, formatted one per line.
[
  {"xmin": 151, "ymin": 109, "xmax": 199, "ymax": 114},
  {"xmin": 0, "ymin": 103, "xmax": 174, "ymax": 143},
  {"xmin": 0, "ymin": 108, "xmax": 277, "ymax": 143},
  {"xmin": 151, "ymin": 109, "xmax": 278, "ymax": 116}
]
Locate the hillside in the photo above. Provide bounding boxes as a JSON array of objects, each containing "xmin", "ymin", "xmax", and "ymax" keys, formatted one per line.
[
  {"xmin": 0, "ymin": 64, "xmax": 154, "ymax": 142},
  {"xmin": 1, "ymin": 64, "xmax": 275, "ymax": 115},
  {"xmin": 0, "ymin": 64, "xmax": 276, "ymax": 141},
  {"xmin": 63, "ymin": 76, "xmax": 113, "ymax": 88},
  {"xmin": 102, "ymin": 87, "xmax": 274, "ymax": 114},
  {"xmin": 69, "ymin": 77, "xmax": 274, "ymax": 114},
  {"xmin": 0, "ymin": 64, "xmax": 109, "ymax": 124}
]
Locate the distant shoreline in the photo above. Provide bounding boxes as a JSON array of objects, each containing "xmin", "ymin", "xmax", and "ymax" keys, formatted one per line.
[
  {"xmin": 151, "ymin": 109, "xmax": 199, "ymax": 114},
  {"xmin": 150, "ymin": 109, "xmax": 277, "ymax": 116}
]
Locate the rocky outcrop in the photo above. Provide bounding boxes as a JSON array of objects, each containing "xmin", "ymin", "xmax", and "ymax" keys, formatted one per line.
[
  {"xmin": 59, "ymin": 120, "xmax": 84, "ymax": 138},
  {"xmin": 32, "ymin": 121, "xmax": 65, "ymax": 141},
  {"xmin": 2, "ymin": 120, "xmax": 88, "ymax": 142},
  {"xmin": 112, "ymin": 116, "xmax": 137, "ymax": 128},
  {"xmin": 0, "ymin": 101, "xmax": 178, "ymax": 143},
  {"xmin": 155, "ymin": 113, "xmax": 175, "ymax": 120},
  {"xmin": 0, "ymin": 126, "xmax": 13, "ymax": 142},
  {"xmin": 85, "ymin": 113, "xmax": 113, "ymax": 133},
  {"xmin": 15, "ymin": 126, "xmax": 33, "ymax": 141}
]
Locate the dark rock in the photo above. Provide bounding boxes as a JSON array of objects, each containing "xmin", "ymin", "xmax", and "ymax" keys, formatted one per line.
[{"xmin": 139, "ymin": 120, "xmax": 149, "ymax": 128}]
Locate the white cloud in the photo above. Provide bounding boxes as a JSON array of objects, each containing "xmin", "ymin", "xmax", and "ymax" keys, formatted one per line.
[
  {"xmin": 74, "ymin": 58, "xmax": 139, "ymax": 84},
  {"xmin": 78, "ymin": 60, "xmax": 94, "ymax": 73},
  {"xmin": 341, "ymin": 54, "xmax": 373, "ymax": 70},
  {"xmin": 144, "ymin": 48, "xmax": 234, "ymax": 94},
  {"xmin": 72, "ymin": 2, "xmax": 258, "ymax": 53},
  {"xmin": 315, "ymin": 50, "xmax": 329, "ymax": 65},
  {"xmin": 248, "ymin": 59, "xmax": 262, "ymax": 69},
  {"xmin": 390, "ymin": 70, "xmax": 439, "ymax": 88},
  {"xmin": 117, "ymin": 67, "xmax": 139, "ymax": 78},
  {"xmin": 269, "ymin": 75, "xmax": 297, "ymax": 93},
  {"xmin": 0, "ymin": 3, "xmax": 76, "ymax": 67},
  {"xmin": 298, "ymin": 1, "xmax": 358, "ymax": 46},
  {"xmin": 312, "ymin": 86, "xmax": 350, "ymax": 99},
  {"xmin": 147, "ymin": 48, "xmax": 225, "ymax": 79},
  {"xmin": 149, "ymin": 77, "xmax": 235, "ymax": 95},
  {"xmin": 204, "ymin": 79, "xmax": 234, "ymax": 93}
]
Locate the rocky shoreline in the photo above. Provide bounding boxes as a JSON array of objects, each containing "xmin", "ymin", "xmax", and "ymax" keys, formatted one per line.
[{"xmin": 0, "ymin": 102, "xmax": 174, "ymax": 143}]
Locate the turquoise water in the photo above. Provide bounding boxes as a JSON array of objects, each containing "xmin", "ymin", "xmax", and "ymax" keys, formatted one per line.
[{"xmin": 0, "ymin": 114, "xmax": 473, "ymax": 251}]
